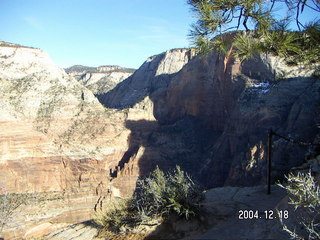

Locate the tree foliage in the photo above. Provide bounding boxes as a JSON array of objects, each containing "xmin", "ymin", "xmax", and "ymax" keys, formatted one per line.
[
  {"xmin": 278, "ymin": 171, "xmax": 320, "ymax": 240},
  {"xmin": 188, "ymin": 0, "xmax": 320, "ymax": 64}
]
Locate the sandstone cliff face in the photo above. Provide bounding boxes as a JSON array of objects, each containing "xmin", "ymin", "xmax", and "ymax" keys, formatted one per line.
[
  {"xmin": 65, "ymin": 65, "xmax": 134, "ymax": 95},
  {"xmin": 0, "ymin": 42, "xmax": 128, "ymax": 163},
  {"xmin": 0, "ymin": 42, "xmax": 137, "ymax": 239}
]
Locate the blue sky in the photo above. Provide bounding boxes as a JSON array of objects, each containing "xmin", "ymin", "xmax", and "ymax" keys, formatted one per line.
[
  {"xmin": 1, "ymin": 0, "xmax": 319, "ymax": 69},
  {"xmin": 1, "ymin": 0, "xmax": 193, "ymax": 68}
]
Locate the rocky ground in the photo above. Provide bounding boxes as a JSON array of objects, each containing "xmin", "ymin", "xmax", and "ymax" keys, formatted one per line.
[
  {"xmin": 189, "ymin": 185, "xmax": 290, "ymax": 240},
  {"xmin": 42, "ymin": 185, "xmax": 293, "ymax": 240}
]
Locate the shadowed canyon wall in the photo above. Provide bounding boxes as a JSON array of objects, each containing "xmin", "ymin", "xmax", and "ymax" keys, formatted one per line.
[{"xmin": 101, "ymin": 49, "xmax": 319, "ymax": 188}]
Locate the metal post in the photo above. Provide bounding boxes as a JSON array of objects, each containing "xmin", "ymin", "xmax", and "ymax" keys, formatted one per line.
[{"xmin": 267, "ymin": 129, "xmax": 273, "ymax": 195}]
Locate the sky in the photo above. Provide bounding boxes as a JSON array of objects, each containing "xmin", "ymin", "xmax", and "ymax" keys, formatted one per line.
[
  {"xmin": 1, "ymin": 0, "xmax": 319, "ymax": 69},
  {"xmin": 0, "ymin": 0, "xmax": 193, "ymax": 69}
]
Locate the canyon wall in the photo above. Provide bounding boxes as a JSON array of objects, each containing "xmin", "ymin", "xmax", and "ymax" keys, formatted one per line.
[
  {"xmin": 0, "ymin": 42, "xmax": 135, "ymax": 239},
  {"xmin": 102, "ymin": 49, "xmax": 319, "ymax": 188},
  {"xmin": 0, "ymin": 42, "xmax": 194, "ymax": 239}
]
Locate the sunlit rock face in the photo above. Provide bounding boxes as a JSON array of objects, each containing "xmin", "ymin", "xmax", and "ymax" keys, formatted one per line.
[
  {"xmin": 0, "ymin": 41, "xmax": 135, "ymax": 239},
  {"xmin": 65, "ymin": 65, "xmax": 134, "ymax": 95},
  {"xmin": 0, "ymin": 41, "xmax": 130, "ymax": 164}
]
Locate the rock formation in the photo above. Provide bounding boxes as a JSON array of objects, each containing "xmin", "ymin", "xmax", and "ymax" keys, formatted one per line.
[
  {"xmin": 0, "ymin": 41, "xmax": 135, "ymax": 239},
  {"xmin": 97, "ymin": 48, "xmax": 196, "ymax": 109},
  {"xmin": 65, "ymin": 65, "xmax": 134, "ymax": 95},
  {"xmin": 102, "ymin": 47, "xmax": 320, "ymax": 189}
]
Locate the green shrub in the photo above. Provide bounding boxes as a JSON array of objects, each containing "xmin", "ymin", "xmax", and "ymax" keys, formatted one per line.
[
  {"xmin": 94, "ymin": 166, "xmax": 204, "ymax": 234},
  {"xmin": 277, "ymin": 171, "xmax": 320, "ymax": 240},
  {"xmin": 94, "ymin": 198, "xmax": 139, "ymax": 233},
  {"xmin": 94, "ymin": 198, "xmax": 133, "ymax": 233},
  {"xmin": 132, "ymin": 165, "xmax": 204, "ymax": 220}
]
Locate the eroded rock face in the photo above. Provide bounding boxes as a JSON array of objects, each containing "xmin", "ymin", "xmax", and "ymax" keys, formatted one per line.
[
  {"xmin": 0, "ymin": 42, "xmax": 136, "ymax": 239},
  {"xmin": 0, "ymin": 42, "xmax": 129, "ymax": 163}
]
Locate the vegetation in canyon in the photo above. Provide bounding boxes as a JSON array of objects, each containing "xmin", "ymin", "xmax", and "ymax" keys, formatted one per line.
[
  {"xmin": 94, "ymin": 166, "xmax": 204, "ymax": 236},
  {"xmin": 0, "ymin": 192, "xmax": 29, "ymax": 236}
]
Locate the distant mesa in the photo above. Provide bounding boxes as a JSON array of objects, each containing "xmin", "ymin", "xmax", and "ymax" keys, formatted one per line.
[
  {"xmin": 65, "ymin": 64, "xmax": 136, "ymax": 74},
  {"xmin": 65, "ymin": 64, "xmax": 136, "ymax": 95},
  {"xmin": 97, "ymin": 65, "xmax": 122, "ymax": 72},
  {"xmin": 64, "ymin": 64, "xmax": 96, "ymax": 73}
]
